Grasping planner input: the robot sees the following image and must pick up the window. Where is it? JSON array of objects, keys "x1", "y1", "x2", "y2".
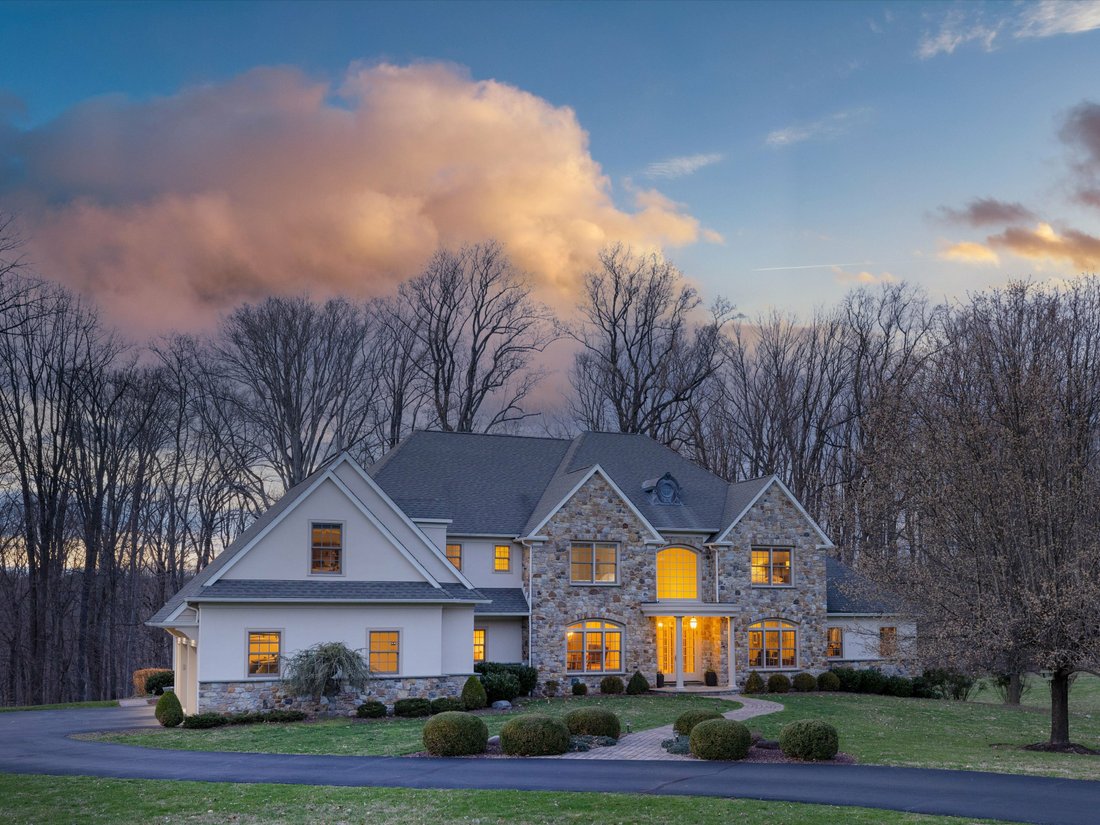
[
  {"x1": 656, "y1": 547, "x2": 698, "y2": 600},
  {"x1": 879, "y1": 626, "x2": 897, "y2": 657},
  {"x1": 247, "y1": 631, "x2": 280, "y2": 676},
  {"x1": 570, "y1": 541, "x2": 618, "y2": 584},
  {"x1": 311, "y1": 522, "x2": 343, "y2": 574},
  {"x1": 494, "y1": 544, "x2": 511, "y2": 572},
  {"x1": 446, "y1": 543, "x2": 462, "y2": 570},
  {"x1": 751, "y1": 547, "x2": 792, "y2": 585},
  {"x1": 369, "y1": 630, "x2": 400, "y2": 674},
  {"x1": 748, "y1": 619, "x2": 797, "y2": 669},
  {"x1": 565, "y1": 620, "x2": 622, "y2": 673},
  {"x1": 826, "y1": 627, "x2": 844, "y2": 658},
  {"x1": 473, "y1": 628, "x2": 486, "y2": 663}
]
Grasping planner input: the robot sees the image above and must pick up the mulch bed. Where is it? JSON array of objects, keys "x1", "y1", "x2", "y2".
[{"x1": 1021, "y1": 742, "x2": 1100, "y2": 756}]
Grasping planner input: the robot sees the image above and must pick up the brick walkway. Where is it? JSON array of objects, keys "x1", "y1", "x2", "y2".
[{"x1": 554, "y1": 694, "x2": 783, "y2": 760}]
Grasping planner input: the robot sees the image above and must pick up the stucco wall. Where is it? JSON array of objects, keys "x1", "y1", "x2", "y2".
[
  {"x1": 477, "y1": 617, "x2": 525, "y2": 663},
  {"x1": 827, "y1": 616, "x2": 916, "y2": 664},
  {"x1": 446, "y1": 536, "x2": 523, "y2": 588}
]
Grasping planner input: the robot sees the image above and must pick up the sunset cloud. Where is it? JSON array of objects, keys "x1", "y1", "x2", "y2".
[
  {"x1": 987, "y1": 222, "x2": 1100, "y2": 271},
  {"x1": 831, "y1": 266, "x2": 897, "y2": 285},
  {"x1": 642, "y1": 152, "x2": 723, "y2": 180},
  {"x1": 1060, "y1": 100, "x2": 1100, "y2": 210},
  {"x1": 0, "y1": 63, "x2": 713, "y2": 336},
  {"x1": 765, "y1": 107, "x2": 872, "y2": 148},
  {"x1": 939, "y1": 241, "x2": 1000, "y2": 265},
  {"x1": 937, "y1": 197, "x2": 1036, "y2": 227}
]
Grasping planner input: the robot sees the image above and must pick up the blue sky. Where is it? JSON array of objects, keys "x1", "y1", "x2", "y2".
[{"x1": 2, "y1": 0, "x2": 1100, "y2": 331}]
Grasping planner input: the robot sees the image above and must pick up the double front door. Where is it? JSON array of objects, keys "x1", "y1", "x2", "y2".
[{"x1": 657, "y1": 618, "x2": 700, "y2": 681}]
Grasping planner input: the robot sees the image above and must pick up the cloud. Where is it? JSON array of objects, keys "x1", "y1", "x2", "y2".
[
  {"x1": 1060, "y1": 100, "x2": 1100, "y2": 209},
  {"x1": 765, "y1": 107, "x2": 872, "y2": 148},
  {"x1": 918, "y1": 10, "x2": 1000, "y2": 59},
  {"x1": 987, "y1": 222, "x2": 1100, "y2": 271},
  {"x1": 831, "y1": 266, "x2": 897, "y2": 285},
  {"x1": 919, "y1": 1, "x2": 1100, "y2": 59},
  {"x1": 937, "y1": 197, "x2": 1037, "y2": 227},
  {"x1": 1016, "y1": 0, "x2": 1100, "y2": 39},
  {"x1": 0, "y1": 63, "x2": 714, "y2": 336},
  {"x1": 642, "y1": 152, "x2": 723, "y2": 180},
  {"x1": 939, "y1": 241, "x2": 1000, "y2": 265}
]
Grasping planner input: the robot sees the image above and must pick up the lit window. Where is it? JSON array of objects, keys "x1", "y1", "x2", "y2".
[
  {"x1": 446, "y1": 543, "x2": 462, "y2": 570},
  {"x1": 826, "y1": 627, "x2": 843, "y2": 658},
  {"x1": 570, "y1": 542, "x2": 618, "y2": 584},
  {"x1": 565, "y1": 620, "x2": 622, "y2": 673},
  {"x1": 494, "y1": 544, "x2": 511, "y2": 572},
  {"x1": 311, "y1": 522, "x2": 343, "y2": 574},
  {"x1": 369, "y1": 630, "x2": 400, "y2": 674},
  {"x1": 657, "y1": 547, "x2": 698, "y2": 599},
  {"x1": 473, "y1": 628, "x2": 485, "y2": 663},
  {"x1": 751, "y1": 547, "x2": 791, "y2": 585},
  {"x1": 247, "y1": 631, "x2": 280, "y2": 676},
  {"x1": 879, "y1": 626, "x2": 897, "y2": 657},
  {"x1": 748, "y1": 619, "x2": 797, "y2": 669}
]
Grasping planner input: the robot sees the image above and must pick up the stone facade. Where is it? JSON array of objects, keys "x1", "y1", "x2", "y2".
[{"x1": 197, "y1": 675, "x2": 468, "y2": 715}]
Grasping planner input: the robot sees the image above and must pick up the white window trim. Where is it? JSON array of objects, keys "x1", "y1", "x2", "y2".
[
  {"x1": 746, "y1": 619, "x2": 799, "y2": 671},
  {"x1": 367, "y1": 627, "x2": 402, "y2": 676},
  {"x1": 308, "y1": 520, "x2": 346, "y2": 577},
  {"x1": 493, "y1": 544, "x2": 512, "y2": 574},
  {"x1": 245, "y1": 628, "x2": 284, "y2": 680},
  {"x1": 565, "y1": 619, "x2": 625, "y2": 675},
  {"x1": 826, "y1": 626, "x2": 844, "y2": 659},
  {"x1": 750, "y1": 545, "x2": 794, "y2": 588},
  {"x1": 473, "y1": 627, "x2": 486, "y2": 663},
  {"x1": 569, "y1": 540, "x2": 620, "y2": 586},
  {"x1": 446, "y1": 542, "x2": 463, "y2": 571}
]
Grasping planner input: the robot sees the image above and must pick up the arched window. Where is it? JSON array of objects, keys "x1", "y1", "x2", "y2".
[
  {"x1": 657, "y1": 547, "x2": 698, "y2": 600},
  {"x1": 566, "y1": 620, "x2": 623, "y2": 673},
  {"x1": 748, "y1": 619, "x2": 797, "y2": 669}
]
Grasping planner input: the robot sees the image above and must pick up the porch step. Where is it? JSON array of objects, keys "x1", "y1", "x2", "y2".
[{"x1": 650, "y1": 686, "x2": 733, "y2": 696}]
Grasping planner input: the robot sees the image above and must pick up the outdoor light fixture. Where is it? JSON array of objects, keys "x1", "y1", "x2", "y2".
[{"x1": 689, "y1": 617, "x2": 698, "y2": 629}]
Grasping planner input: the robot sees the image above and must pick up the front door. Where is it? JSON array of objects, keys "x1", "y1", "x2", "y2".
[{"x1": 657, "y1": 619, "x2": 700, "y2": 681}]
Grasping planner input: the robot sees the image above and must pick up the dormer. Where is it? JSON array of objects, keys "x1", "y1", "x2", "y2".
[{"x1": 642, "y1": 472, "x2": 682, "y2": 506}]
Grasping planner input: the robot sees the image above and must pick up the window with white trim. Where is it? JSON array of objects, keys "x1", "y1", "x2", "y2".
[
  {"x1": 369, "y1": 630, "x2": 400, "y2": 674},
  {"x1": 493, "y1": 544, "x2": 511, "y2": 572},
  {"x1": 751, "y1": 547, "x2": 791, "y2": 585},
  {"x1": 310, "y1": 522, "x2": 343, "y2": 574},
  {"x1": 565, "y1": 620, "x2": 622, "y2": 673},
  {"x1": 446, "y1": 543, "x2": 462, "y2": 570},
  {"x1": 473, "y1": 628, "x2": 486, "y2": 663},
  {"x1": 748, "y1": 619, "x2": 797, "y2": 669},
  {"x1": 570, "y1": 541, "x2": 618, "y2": 584},
  {"x1": 826, "y1": 626, "x2": 843, "y2": 658},
  {"x1": 247, "y1": 631, "x2": 280, "y2": 676}
]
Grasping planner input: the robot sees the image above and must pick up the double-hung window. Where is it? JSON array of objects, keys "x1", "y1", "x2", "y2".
[
  {"x1": 473, "y1": 628, "x2": 486, "y2": 663},
  {"x1": 369, "y1": 630, "x2": 400, "y2": 674},
  {"x1": 494, "y1": 544, "x2": 511, "y2": 572},
  {"x1": 751, "y1": 547, "x2": 792, "y2": 585},
  {"x1": 247, "y1": 631, "x2": 280, "y2": 676},
  {"x1": 570, "y1": 542, "x2": 618, "y2": 584},
  {"x1": 879, "y1": 626, "x2": 897, "y2": 657},
  {"x1": 446, "y1": 543, "x2": 462, "y2": 570},
  {"x1": 311, "y1": 522, "x2": 343, "y2": 574},
  {"x1": 826, "y1": 627, "x2": 844, "y2": 658}
]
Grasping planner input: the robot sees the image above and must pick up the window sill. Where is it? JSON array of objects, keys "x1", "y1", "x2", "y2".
[
  {"x1": 569, "y1": 581, "x2": 620, "y2": 587},
  {"x1": 244, "y1": 676, "x2": 281, "y2": 681},
  {"x1": 750, "y1": 584, "x2": 795, "y2": 589},
  {"x1": 566, "y1": 671, "x2": 625, "y2": 676},
  {"x1": 746, "y1": 667, "x2": 800, "y2": 672}
]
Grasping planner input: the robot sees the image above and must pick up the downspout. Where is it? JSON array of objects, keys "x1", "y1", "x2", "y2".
[{"x1": 519, "y1": 538, "x2": 534, "y2": 667}]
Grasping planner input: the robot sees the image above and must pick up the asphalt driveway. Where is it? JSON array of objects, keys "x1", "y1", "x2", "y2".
[{"x1": 1, "y1": 704, "x2": 1098, "y2": 825}]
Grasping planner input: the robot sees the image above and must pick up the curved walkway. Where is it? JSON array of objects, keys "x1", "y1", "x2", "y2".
[{"x1": 2, "y1": 705, "x2": 1099, "y2": 825}]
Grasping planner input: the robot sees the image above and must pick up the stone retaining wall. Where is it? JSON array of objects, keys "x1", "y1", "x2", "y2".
[{"x1": 197, "y1": 675, "x2": 469, "y2": 715}]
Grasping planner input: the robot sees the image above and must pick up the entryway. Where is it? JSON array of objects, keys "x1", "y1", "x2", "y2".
[{"x1": 656, "y1": 617, "x2": 700, "y2": 682}]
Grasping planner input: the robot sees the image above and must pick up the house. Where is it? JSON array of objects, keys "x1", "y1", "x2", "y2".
[{"x1": 148, "y1": 431, "x2": 907, "y2": 714}]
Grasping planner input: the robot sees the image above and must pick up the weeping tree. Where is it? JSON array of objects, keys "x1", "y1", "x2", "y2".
[{"x1": 281, "y1": 642, "x2": 372, "y2": 699}]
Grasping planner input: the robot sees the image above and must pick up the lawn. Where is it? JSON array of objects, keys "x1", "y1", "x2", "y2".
[
  {"x1": 0, "y1": 699, "x2": 118, "y2": 713},
  {"x1": 92, "y1": 694, "x2": 739, "y2": 756},
  {"x1": 0, "y1": 773, "x2": 1019, "y2": 825}
]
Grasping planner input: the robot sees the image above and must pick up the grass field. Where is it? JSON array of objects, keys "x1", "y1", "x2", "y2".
[
  {"x1": 0, "y1": 699, "x2": 118, "y2": 713},
  {"x1": 0, "y1": 773, "x2": 1020, "y2": 825},
  {"x1": 93, "y1": 694, "x2": 739, "y2": 756}
]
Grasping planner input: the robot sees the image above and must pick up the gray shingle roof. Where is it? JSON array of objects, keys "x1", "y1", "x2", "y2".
[
  {"x1": 826, "y1": 558, "x2": 898, "y2": 614},
  {"x1": 187, "y1": 579, "x2": 487, "y2": 603},
  {"x1": 474, "y1": 588, "x2": 530, "y2": 615}
]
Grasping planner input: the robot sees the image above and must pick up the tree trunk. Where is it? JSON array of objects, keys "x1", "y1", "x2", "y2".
[
  {"x1": 1005, "y1": 672, "x2": 1024, "y2": 706},
  {"x1": 1049, "y1": 669, "x2": 1071, "y2": 747}
]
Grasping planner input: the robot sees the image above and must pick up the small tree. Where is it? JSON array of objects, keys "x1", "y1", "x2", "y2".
[{"x1": 281, "y1": 642, "x2": 372, "y2": 699}]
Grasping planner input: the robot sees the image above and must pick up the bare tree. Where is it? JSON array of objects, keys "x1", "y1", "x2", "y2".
[{"x1": 366, "y1": 296, "x2": 427, "y2": 453}]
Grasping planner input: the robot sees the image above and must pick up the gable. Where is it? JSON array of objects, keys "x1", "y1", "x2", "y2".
[
  {"x1": 533, "y1": 467, "x2": 664, "y2": 543},
  {"x1": 716, "y1": 477, "x2": 833, "y2": 547}
]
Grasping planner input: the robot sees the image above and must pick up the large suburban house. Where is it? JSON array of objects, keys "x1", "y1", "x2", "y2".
[{"x1": 149, "y1": 431, "x2": 905, "y2": 714}]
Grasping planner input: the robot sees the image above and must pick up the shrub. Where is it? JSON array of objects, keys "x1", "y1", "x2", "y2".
[
  {"x1": 831, "y1": 667, "x2": 860, "y2": 692},
  {"x1": 791, "y1": 672, "x2": 817, "y2": 692},
  {"x1": 461, "y1": 674, "x2": 488, "y2": 710},
  {"x1": 689, "y1": 718, "x2": 751, "y2": 760},
  {"x1": 910, "y1": 675, "x2": 935, "y2": 699},
  {"x1": 182, "y1": 712, "x2": 227, "y2": 729},
  {"x1": 883, "y1": 675, "x2": 913, "y2": 698},
  {"x1": 704, "y1": 669, "x2": 718, "y2": 687},
  {"x1": 922, "y1": 668, "x2": 977, "y2": 701},
  {"x1": 565, "y1": 707, "x2": 621, "y2": 739},
  {"x1": 499, "y1": 714, "x2": 570, "y2": 756},
  {"x1": 767, "y1": 673, "x2": 791, "y2": 694},
  {"x1": 481, "y1": 671, "x2": 521, "y2": 703},
  {"x1": 474, "y1": 662, "x2": 538, "y2": 696},
  {"x1": 626, "y1": 671, "x2": 650, "y2": 695},
  {"x1": 572, "y1": 681, "x2": 588, "y2": 696},
  {"x1": 422, "y1": 711, "x2": 488, "y2": 756},
  {"x1": 393, "y1": 698, "x2": 432, "y2": 717},
  {"x1": 282, "y1": 642, "x2": 371, "y2": 698},
  {"x1": 154, "y1": 691, "x2": 183, "y2": 727},
  {"x1": 133, "y1": 668, "x2": 173, "y2": 696},
  {"x1": 817, "y1": 671, "x2": 841, "y2": 692},
  {"x1": 857, "y1": 668, "x2": 887, "y2": 695},
  {"x1": 356, "y1": 701, "x2": 387, "y2": 718},
  {"x1": 779, "y1": 719, "x2": 839, "y2": 761},
  {"x1": 599, "y1": 675, "x2": 624, "y2": 694},
  {"x1": 673, "y1": 708, "x2": 723, "y2": 736},
  {"x1": 742, "y1": 671, "x2": 765, "y2": 694},
  {"x1": 543, "y1": 679, "x2": 560, "y2": 697},
  {"x1": 257, "y1": 709, "x2": 306, "y2": 723},
  {"x1": 430, "y1": 696, "x2": 465, "y2": 714}
]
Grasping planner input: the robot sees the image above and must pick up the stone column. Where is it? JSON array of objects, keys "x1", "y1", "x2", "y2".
[{"x1": 674, "y1": 615, "x2": 684, "y2": 689}]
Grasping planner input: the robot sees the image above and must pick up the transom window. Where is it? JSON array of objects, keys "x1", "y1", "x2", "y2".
[
  {"x1": 748, "y1": 619, "x2": 797, "y2": 669},
  {"x1": 657, "y1": 547, "x2": 698, "y2": 600},
  {"x1": 751, "y1": 547, "x2": 791, "y2": 585},
  {"x1": 566, "y1": 620, "x2": 622, "y2": 673},
  {"x1": 494, "y1": 544, "x2": 511, "y2": 572},
  {"x1": 247, "y1": 631, "x2": 280, "y2": 676},
  {"x1": 446, "y1": 543, "x2": 462, "y2": 570},
  {"x1": 311, "y1": 522, "x2": 343, "y2": 574},
  {"x1": 473, "y1": 628, "x2": 485, "y2": 663},
  {"x1": 369, "y1": 630, "x2": 400, "y2": 674},
  {"x1": 879, "y1": 626, "x2": 897, "y2": 657},
  {"x1": 570, "y1": 542, "x2": 618, "y2": 584},
  {"x1": 826, "y1": 626, "x2": 843, "y2": 658}
]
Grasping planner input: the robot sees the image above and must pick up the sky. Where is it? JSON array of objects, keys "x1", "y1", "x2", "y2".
[{"x1": 1, "y1": 0, "x2": 1100, "y2": 338}]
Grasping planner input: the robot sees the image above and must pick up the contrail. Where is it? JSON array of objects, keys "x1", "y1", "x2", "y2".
[{"x1": 751, "y1": 262, "x2": 876, "y2": 272}]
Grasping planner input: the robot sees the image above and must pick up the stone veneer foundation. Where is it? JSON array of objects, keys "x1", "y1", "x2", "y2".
[{"x1": 198, "y1": 675, "x2": 469, "y2": 715}]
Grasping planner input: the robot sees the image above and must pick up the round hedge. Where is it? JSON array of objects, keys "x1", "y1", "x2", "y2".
[
  {"x1": 393, "y1": 697, "x2": 432, "y2": 717},
  {"x1": 792, "y1": 672, "x2": 817, "y2": 692},
  {"x1": 742, "y1": 671, "x2": 765, "y2": 694},
  {"x1": 779, "y1": 719, "x2": 839, "y2": 761},
  {"x1": 673, "y1": 708, "x2": 724, "y2": 736},
  {"x1": 499, "y1": 714, "x2": 571, "y2": 756},
  {"x1": 430, "y1": 696, "x2": 465, "y2": 714},
  {"x1": 154, "y1": 691, "x2": 183, "y2": 728},
  {"x1": 356, "y1": 701, "x2": 387, "y2": 718},
  {"x1": 817, "y1": 671, "x2": 841, "y2": 692},
  {"x1": 572, "y1": 681, "x2": 588, "y2": 696},
  {"x1": 689, "y1": 718, "x2": 751, "y2": 760},
  {"x1": 481, "y1": 671, "x2": 521, "y2": 703},
  {"x1": 461, "y1": 674, "x2": 488, "y2": 710},
  {"x1": 565, "y1": 707, "x2": 621, "y2": 739},
  {"x1": 767, "y1": 673, "x2": 791, "y2": 694},
  {"x1": 422, "y1": 711, "x2": 489, "y2": 756},
  {"x1": 144, "y1": 670, "x2": 175, "y2": 696},
  {"x1": 599, "y1": 675, "x2": 625, "y2": 694},
  {"x1": 626, "y1": 671, "x2": 650, "y2": 695}
]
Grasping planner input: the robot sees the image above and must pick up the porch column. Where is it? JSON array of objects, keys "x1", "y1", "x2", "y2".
[
  {"x1": 727, "y1": 616, "x2": 737, "y2": 690},
  {"x1": 674, "y1": 615, "x2": 684, "y2": 689}
]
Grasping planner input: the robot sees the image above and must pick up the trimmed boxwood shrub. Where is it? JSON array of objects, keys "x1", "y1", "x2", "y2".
[
  {"x1": 817, "y1": 670, "x2": 841, "y2": 692},
  {"x1": 626, "y1": 671, "x2": 650, "y2": 695},
  {"x1": 883, "y1": 675, "x2": 914, "y2": 698},
  {"x1": 393, "y1": 698, "x2": 432, "y2": 717},
  {"x1": 356, "y1": 701, "x2": 387, "y2": 718},
  {"x1": 481, "y1": 671, "x2": 521, "y2": 703},
  {"x1": 430, "y1": 696, "x2": 465, "y2": 714},
  {"x1": 572, "y1": 681, "x2": 588, "y2": 696},
  {"x1": 779, "y1": 719, "x2": 839, "y2": 761},
  {"x1": 461, "y1": 674, "x2": 488, "y2": 710},
  {"x1": 673, "y1": 708, "x2": 723, "y2": 736},
  {"x1": 499, "y1": 714, "x2": 570, "y2": 756},
  {"x1": 792, "y1": 672, "x2": 817, "y2": 692},
  {"x1": 422, "y1": 711, "x2": 488, "y2": 756},
  {"x1": 742, "y1": 671, "x2": 765, "y2": 694},
  {"x1": 154, "y1": 691, "x2": 183, "y2": 727},
  {"x1": 544, "y1": 679, "x2": 560, "y2": 697},
  {"x1": 767, "y1": 673, "x2": 791, "y2": 694},
  {"x1": 599, "y1": 675, "x2": 625, "y2": 694},
  {"x1": 142, "y1": 669, "x2": 174, "y2": 696},
  {"x1": 832, "y1": 667, "x2": 860, "y2": 692},
  {"x1": 858, "y1": 668, "x2": 888, "y2": 695},
  {"x1": 565, "y1": 707, "x2": 621, "y2": 739},
  {"x1": 689, "y1": 718, "x2": 751, "y2": 760},
  {"x1": 474, "y1": 662, "x2": 538, "y2": 696},
  {"x1": 182, "y1": 712, "x2": 226, "y2": 729}
]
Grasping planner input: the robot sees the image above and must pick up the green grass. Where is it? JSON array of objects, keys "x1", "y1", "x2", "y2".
[
  {"x1": 752, "y1": 680, "x2": 1100, "y2": 781},
  {"x1": 0, "y1": 699, "x2": 118, "y2": 713},
  {"x1": 92, "y1": 694, "x2": 740, "y2": 756},
  {"x1": 0, "y1": 773, "x2": 1019, "y2": 825}
]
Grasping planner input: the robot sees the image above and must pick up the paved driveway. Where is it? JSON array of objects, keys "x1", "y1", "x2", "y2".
[{"x1": 2, "y1": 705, "x2": 1099, "y2": 825}]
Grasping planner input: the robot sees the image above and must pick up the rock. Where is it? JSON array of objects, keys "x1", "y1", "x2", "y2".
[
  {"x1": 487, "y1": 735, "x2": 501, "y2": 746},
  {"x1": 491, "y1": 700, "x2": 512, "y2": 710}
]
